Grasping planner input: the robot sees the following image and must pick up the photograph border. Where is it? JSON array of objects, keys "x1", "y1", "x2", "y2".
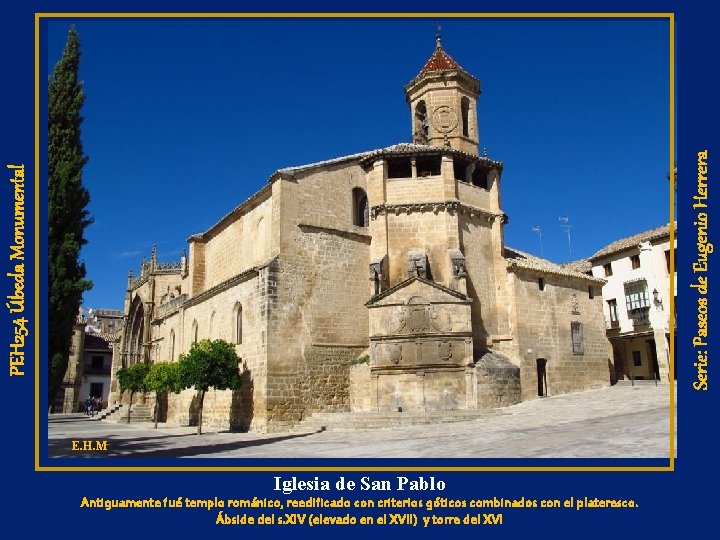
[{"x1": 35, "y1": 11, "x2": 676, "y2": 473}]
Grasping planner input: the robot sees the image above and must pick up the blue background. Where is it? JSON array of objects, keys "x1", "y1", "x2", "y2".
[{"x1": 0, "y1": 1, "x2": 715, "y2": 537}]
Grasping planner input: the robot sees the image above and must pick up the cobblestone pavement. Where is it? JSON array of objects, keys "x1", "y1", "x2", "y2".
[{"x1": 47, "y1": 382, "x2": 676, "y2": 459}]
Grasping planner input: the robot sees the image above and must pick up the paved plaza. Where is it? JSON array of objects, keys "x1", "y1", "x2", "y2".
[{"x1": 47, "y1": 382, "x2": 675, "y2": 459}]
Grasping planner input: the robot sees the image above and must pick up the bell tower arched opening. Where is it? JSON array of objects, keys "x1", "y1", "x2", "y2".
[
  {"x1": 404, "y1": 36, "x2": 481, "y2": 155},
  {"x1": 413, "y1": 101, "x2": 429, "y2": 144}
]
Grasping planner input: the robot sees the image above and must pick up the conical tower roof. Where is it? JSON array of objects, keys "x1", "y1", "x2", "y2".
[
  {"x1": 405, "y1": 35, "x2": 480, "y2": 96},
  {"x1": 417, "y1": 35, "x2": 471, "y2": 77}
]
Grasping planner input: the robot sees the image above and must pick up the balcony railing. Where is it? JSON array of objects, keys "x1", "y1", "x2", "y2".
[
  {"x1": 629, "y1": 307, "x2": 650, "y2": 327},
  {"x1": 605, "y1": 319, "x2": 620, "y2": 330}
]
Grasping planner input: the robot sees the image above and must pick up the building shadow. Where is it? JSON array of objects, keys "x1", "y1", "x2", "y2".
[
  {"x1": 188, "y1": 392, "x2": 199, "y2": 426},
  {"x1": 47, "y1": 428, "x2": 325, "y2": 458},
  {"x1": 230, "y1": 369, "x2": 254, "y2": 432}
]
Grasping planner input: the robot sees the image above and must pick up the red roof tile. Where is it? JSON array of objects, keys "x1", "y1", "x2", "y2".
[{"x1": 419, "y1": 37, "x2": 468, "y2": 77}]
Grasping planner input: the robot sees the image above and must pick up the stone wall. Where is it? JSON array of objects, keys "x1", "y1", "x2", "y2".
[
  {"x1": 510, "y1": 270, "x2": 611, "y2": 401},
  {"x1": 459, "y1": 213, "x2": 506, "y2": 348},
  {"x1": 349, "y1": 359, "x2": 372, "y2": 411},
  {"x1": 164, "y1": 382, "x2": 254, "y2": 432},
  {"x1": 456, "y1": 180, "x2": 492, "y2": 209},
  {"x1": 405, "y1": 81, "x2": 479, "y2": 155},
  {"x1": 386, "y1": 176, "x2": 446, "y2": 203},
  {"x1": 113, "y1": 253, "x2": 272, "y2": 431},
  {"x1": 189, "y1": 193, "x2": 273, "y2": 295},
  {"x1": 164, "y1": 266, "x2": 270, "y2": 431},
  {"x1": 264, "y1": 167, "x2": 371, "y2": 430},
  {"x1": 475, "y1": 350, "x2": 521, "y2": 409}
]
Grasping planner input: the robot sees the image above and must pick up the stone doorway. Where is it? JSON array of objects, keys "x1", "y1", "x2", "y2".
[{"x1": 536, "y1": 358, "x2": 548, "y2": 397}]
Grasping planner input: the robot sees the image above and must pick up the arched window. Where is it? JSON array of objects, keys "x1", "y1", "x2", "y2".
[
  {"x1": 235, "y1": 303, "x2": 243, "y2": 345},
  {"x1": 127, "y1": 298, "x2": 145, "y2": 364},
  {"x1": 191, "y1": 320, "x2": 198, "y2": 344},
  {"x1": 461, "y1": 97, "x2": 470, "y2": 137},
  {"x1": 414, "y1": 100, "x2": 428, "y2": 143},
  {"x1": 352, "y1": 188, "x2": 369, "y2": 227}
]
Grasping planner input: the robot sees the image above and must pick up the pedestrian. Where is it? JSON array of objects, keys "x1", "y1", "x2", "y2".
[
  {"x1": 93, "y1": 396, "x2": 101, "y2": 415},
  {"x1": 85, "y1": 396, "x2": 93, "y2": 416}
]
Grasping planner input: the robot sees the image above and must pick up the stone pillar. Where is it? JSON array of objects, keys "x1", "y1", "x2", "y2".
[
  {"x1": 653, "y1": 328, "x2": 670, "y2": 381},
  {"x1": 61, "y1": 321, "x2": 85, "y2": 412},
  {"x1": 371, "y1": 371, "x2": 379, "y2": 412},
  {"x1": 108, "y1": 337, "x2": 123, "y2": 406},
  {"x1": 369, "y1": 256, "x2": 386, "y2": 296},
  {"x1": 441, "y1": 155, "x2": 456, "y2": 199},
  {"x1": 368, "y1": 159, "x2": 388, "y2": 280},
  {"x1": 449, "y1": 249, "x2": 467, "y2": 294},
  {"x1": 465, "y1": 367, "x2": 477, "y2": 409},
  {"x1": 143, "y1": 301, "x2": 153, "y2": 362},
  {"x1": 488, "y1": 168, "x2": 501, "y2": 212}
]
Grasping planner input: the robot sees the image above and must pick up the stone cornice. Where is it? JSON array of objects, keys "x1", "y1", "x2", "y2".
[
  {"x1": 298, "y1": 223, "x2": 372, "y2": 243},
  {"x1": 369, "y1": 332, "x2": 473, "y2": 342},
  {"x1": 359, "y1": 145, "x2": 503, "y2": 170},
  {"x1": 370, "y1": 201, "x2": 507, "y2": 223},
  {"x1": 171, "y1": 261, "x2": 271, "y2": 315},
  {"x1": 366, "y1": 276, "x2": 471, "y2": 306},
  {"x1": 152, "y1": 294, "x2": 188, "y2": 322}
]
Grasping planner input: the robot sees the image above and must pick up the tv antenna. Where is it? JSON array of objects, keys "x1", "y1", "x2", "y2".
[
  {"x1": 531, "y1": 226, "x2": 544, "y2": 257},
  {"x1": 559, "y1": 216, "x2": 573, "y2": 258}
]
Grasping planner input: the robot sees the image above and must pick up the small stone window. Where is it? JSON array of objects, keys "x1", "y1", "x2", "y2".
[
  {"x1": 632, "y1": 351, "x2": 642, "y2": 367},
  {"x1": 416, "y1": 155, "x2": 441, "y2": 177},
  {"x1": 414, "y1": 101, "x2": 429, "y2": 144},
  {"x1": 461, "y1": 97, "x2": 470, "y2": 137},
  {"x1": 607, "y1": 299, "x2": 619, "y2": 328},
  {"x1": 387, "y1": 158, "x2": 412, "y2": 179},
  {"x1": 352, "y1": 187, "x2": 369, "y2": 227},
  {"x1": 571, "y1": 322, "x2": 584, "y2": 355},
  {"x1": 453, "y1": 158, "x2": 470, "y2": 181},
  {"x1": 471, "y1": 166, "x2": 489, "y2": 189},
  {"x1": 191, "y1": 320, "x2": 198, "y2": 344},
  {"x1": 235, "y1": 303, "x2": 243, "y2": 345},
  {"x1": 588, "y1": 286, "x2": 594, "y2": 299},
  {"x1": 538, "y1": 277, "x2": 545, "y2": 291},
  {"x1": 630, "y1": 255, "x2": 641, "y2": 269},
  {"x1": 603, "y1": 263, "x2": 613, "y2": 277}
]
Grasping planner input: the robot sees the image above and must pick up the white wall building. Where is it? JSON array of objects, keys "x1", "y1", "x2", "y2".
[{"x1": 587, "y1": 223, "x2": 675, "y2": 381}]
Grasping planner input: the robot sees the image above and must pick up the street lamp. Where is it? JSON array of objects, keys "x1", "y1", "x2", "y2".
[{"x1": 653, "y1": 288, "x2": 663, "y2": 307}]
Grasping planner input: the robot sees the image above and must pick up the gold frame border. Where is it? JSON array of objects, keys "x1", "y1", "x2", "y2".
[{"x1": 35, "y1": 12, "x2": 676, "y2": 473}]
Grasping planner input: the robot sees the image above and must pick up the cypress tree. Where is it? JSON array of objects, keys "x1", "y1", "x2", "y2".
[{"x1": 47, "y1": 27, "x2": 93, "y2": 409}]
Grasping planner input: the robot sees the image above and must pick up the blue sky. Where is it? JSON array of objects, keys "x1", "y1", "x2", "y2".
[{"x1": 46, "y1": 17, "x2": 671, "y2": 309}]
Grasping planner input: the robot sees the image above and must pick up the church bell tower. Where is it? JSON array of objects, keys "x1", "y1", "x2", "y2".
[{"x1": 404, "y1": 35, "x2": 481, "y2": 156}]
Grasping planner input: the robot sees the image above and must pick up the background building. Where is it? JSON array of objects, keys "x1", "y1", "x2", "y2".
[
  {"x1": 53, "y1": 308, "x2": 122, "y2": 412},
  {"x1": 587, "y1": 223, "x2": 675, "y2": 381}
]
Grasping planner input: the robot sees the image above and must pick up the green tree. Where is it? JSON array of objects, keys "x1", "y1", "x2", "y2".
[
  {"x1": 178, "y1": 339, "x2": 242, "y2": 435},
  {"x1": 145, "y1": 362, "x2": 181, "y2": 429},
  {"x1": 116, "y1": 363, "x2": 150, "y2": 423},
  {"x1": 48, "y1": 27, "x2": 93, "y2": 409}
]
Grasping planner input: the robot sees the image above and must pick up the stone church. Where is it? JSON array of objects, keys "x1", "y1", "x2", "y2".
[{"x1": 109, "y1": 36, "x2": 611, "y2": 432}]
